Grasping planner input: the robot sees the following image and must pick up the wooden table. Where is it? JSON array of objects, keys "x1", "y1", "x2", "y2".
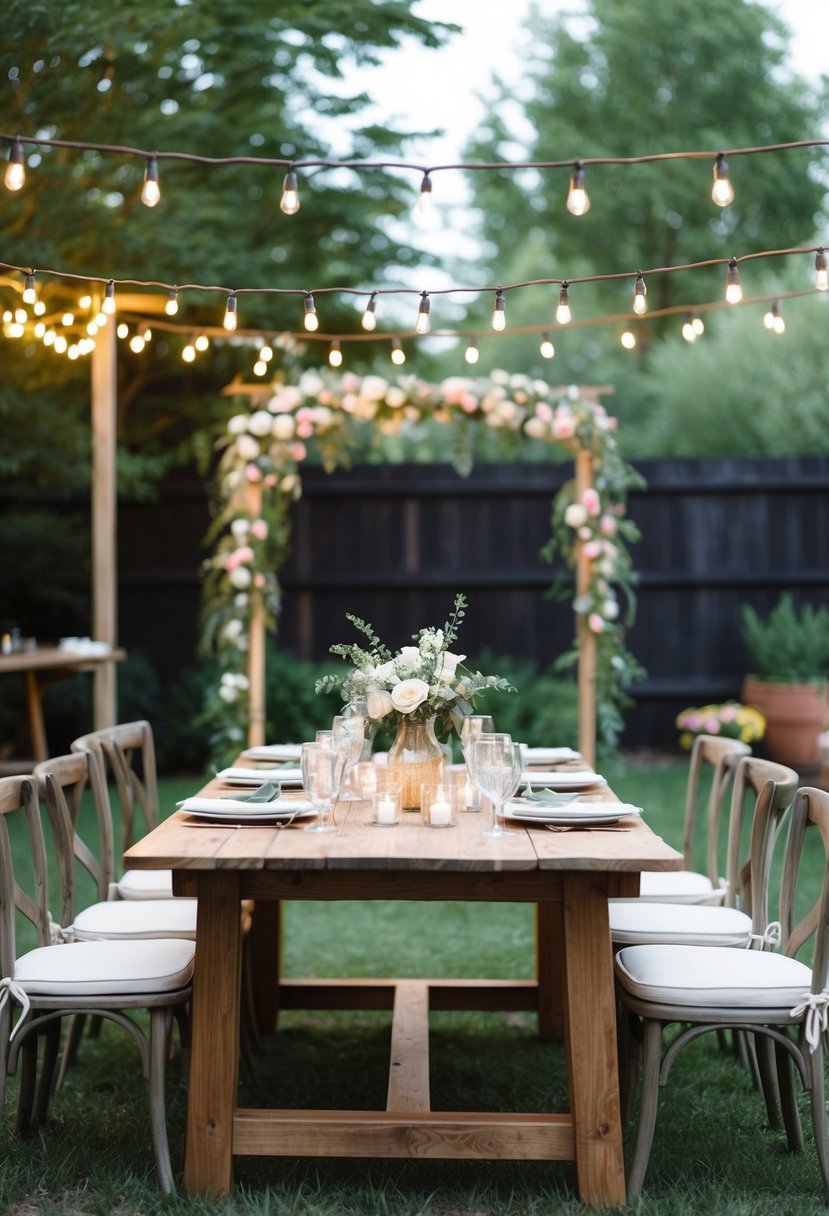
[
  {"x1": 0, "y1": 645, "x2": 126, "y2": 769},
  {"x1": 124, "y1": 775, "x2": 681, "y2": 1205}
]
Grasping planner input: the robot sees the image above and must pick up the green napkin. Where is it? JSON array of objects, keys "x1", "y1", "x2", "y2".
[
  {"x1": 237, "y1": 781, "x2": 282, "y2": 803},
  {"x1": 520, "y1": 789, "x2": 580, "y2": 806}
]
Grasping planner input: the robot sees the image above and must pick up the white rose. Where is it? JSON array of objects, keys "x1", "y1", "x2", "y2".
[
  {"x1": 390, "y1": 678, "x2": 430, "y2": 715},
  {"x1": 385, "y1": 387, "x2": 406, "y2": 408},
  {"x1": 361, "y1": 375, "x2": 389, "y2": 401},
  {"x1": 524, "y1": 417, "x2": 547, "y2": 440},
  {"x1": 366, "y1": 689, "x2": 394, "y2": 720},
  {"x1": 236, "y1": 434, "x2": 260, "y2": 460},
  {"x1": 230, "y1": 518, "x2": 250, "y2": 542},
  {"x1": 372, "y1": 659, "x2": 399, "y2": 685},
  {"x1": 490, "y1": 368, "x2": 510, "y2": 386},
  {"x1": 395, "y1": 646, "x2": 421, "y2": 677},
  {"x1": 272, "y1": 414, "x2": 295, "y2": 440},
  {"x1": 230, "y1": 567, "x2": 252, "y2": 589},
  {"x1": 227, "y1": 414, "x2": 249, "y2": 435},
  {"x1": 248, "y1": 409, "x2": 274, "y2": 437},
  {"x1": 298, "y1": 369, "x2": 324, "y2": 397},
  {"x1": 564, "y1": 503, "x2": 588, "y2": 528}
]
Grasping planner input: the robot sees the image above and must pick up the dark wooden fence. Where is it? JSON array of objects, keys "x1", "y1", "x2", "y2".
[{"x1": 5, "y1": 455, "x2": 829, "y2": 751}]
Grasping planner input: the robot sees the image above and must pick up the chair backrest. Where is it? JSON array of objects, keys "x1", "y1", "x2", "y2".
[
  {"x1": 71, "y1": 720, "x2": 159, "y2": 852},
  {"x1": 682, "y1": 734, "x2": 752, "y2": 880},
  {"x1": 779, "y1": 787, "x2": 829, "y2": 988},
  {"x1": 32, "y1": 749, "x2": 116, "y2": 925},
  {"x1": 724, "y1": 755, "x2": 799, "y2": 925},
  {"x1": 0, "y1": 775, "x2": 52, "y2": 976}
]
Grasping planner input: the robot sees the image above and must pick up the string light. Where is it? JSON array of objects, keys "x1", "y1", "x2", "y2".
[
  {"x1": 116, "y1": 322, "x2": 129, "y2": 339},
  {"x1": 763, "y1": 300, "x2": 785, "y2": 334},
  {"x1": 491, "y1": 288, "x2": 506, "y2": 331},
  {"x1": 61, "y1": 311, "x2": 74, "y2": 327},
  {"x1": 556, "y1": 283, "x2": 572, "y2": 325},
  {"x1": 4, "y1": 137, "x2": 24, "y2": 191},
  {"x1": 280, "y1": 168, "x2": 300, "y2": 215},
  {"x1": 681, "y1": 313, "x2": 703, "y2": 342},
  {"x1": 390, "y1": 337, "x2": 405, "y2": 365},
  {"x1": 416, "y1": 172, "x2": 433, "y2": 213},
  {"x1": 129, "y1": 332, "x2": 146, "y2": 353},
  {"x1": 725, "y1": 258, "x2": 742, "y2": 303},
  {"x1": 816, "y1": 249, "x2": 828, "y2": 291},
  {"x1": 632, "y1": 272, "x2": 647, "y2": 315},
  {"x1": 253, "y1": 357, "x2": 268, "y2": 376},
  {"x1": 182, "y1": 341, "x2": 196, "y2": 362},
  {"x1": 361, "y1": 292, "x2": 378, "y2": 331},
  {"x1": 165, "y1": 288, "x2": 179, "y2": 316},
  {"x1": 328, "y1": 339, "x2": 343, "y2": 367},
  {"x1": 711, "y1": 152, "x2": 734, "y2": 207},
  {"x1": 464, "y1": 338, "x2": 479, "y2": 365},
  {"x1": 539, "y1": 332, "x2": 555, "y2": 358},
  {"x1": 22, "y1": 271, "x2": 37, "y2": 305},
  {"x1": 566, "y1": 161, "x2": 590, "y2": 216},
  {"x1": 194, "y1": 333, "x2": 210, "y2": 352},
  {"x1": 258, "y1": 343, "x2": 273, "y2": 362},
  {"x1": 620, "y1": 329, "x2": 637, "y2": 349},
  {"x1": 303, "y1": 292, "x2": 319, "y2": 331},
  {"x1": 223, "y1": 292, "x2": 238, "y2": 331},
  {"x1": 415, "y1": 292, "x2": 431, "y2": 335},
  {"x1": 141, "y1": 154, "x2": 160, "y2": 207},
  {"x1": 102, "y1": 280, "x2": 117, "y2": 315}
]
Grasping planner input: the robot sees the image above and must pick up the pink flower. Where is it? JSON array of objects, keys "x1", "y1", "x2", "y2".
[
  {"x1": 588, "y1": 612, "x2": 605, "y2": 633},
  {"x1": 582, "y1": 488, "x2": 601, "y2": 516},
  {"x1": 296, "y1": 419, "x2": 314, "y2": 439},
  {"x1": 291, "y1": 442, "x2": 307, "y2": 462},
  {"x1": 253, "y1": 572, "x2": 266, "y2": 589},
  {"x1": 246, "y1": 463, "x2": 262, "y2": 482},
  {"x1": 704, "y1": 718, "x2": 721, "y2": 734},
  {"x1": 552, "y1": 414, "x2": 577, "y2": 439},
  {"x1": 583, "y1": 540, "x2": 602, "y2": 560},
  {"x1": 460, "y1": 393, "x2": 478, "y2": 413},
  {"x1": 318, "y1": 389, "x2": 333, "y2": 405},
  {"x1": 341, "y1": 393, "x2": 358, "y2": 413},
  {"x1": 250, "y1": 519, "x2": 268, "y2": 541},
  {"x1": 719, "y1": 706, "x2": 737, "y2": 723},
  {"x1": 535, "y1": 403, "x2": 553, "y2": 422},
  {"x1": 263, "y1": 474, "x2": 277, "y2": 488},
  {"x1": 599, "y1": 515, "x2": 617, "y2": 536}
]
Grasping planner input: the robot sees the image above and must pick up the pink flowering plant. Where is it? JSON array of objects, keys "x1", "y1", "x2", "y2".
[{"x1": 675, "y1": 702, "x2": 766, "y2": 750}]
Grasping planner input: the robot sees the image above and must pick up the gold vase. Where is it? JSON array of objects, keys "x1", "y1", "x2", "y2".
[{"x1": 387, "y1": 716, "x2": 444, "y2": 810}]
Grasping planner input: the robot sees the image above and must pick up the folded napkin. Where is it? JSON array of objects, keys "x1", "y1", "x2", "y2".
[
  {"x1": 521, "y1": 746, "x2": 582, "y2": 764},
  {"x1": 177, "y1": 795, "x2": 306, "y2": 815},
  {"x1": 235, "y1": 780, "x2": 281, "y2": 804},
  {"x1": 218, "y1": 766, "x2": 298, "y2": 782},
  {"x1": 241, "y1": 744, "x2": 302, "y2": 762},
  {"x1": 521, "y1": 769, "x2": 605, "y2": 786}
]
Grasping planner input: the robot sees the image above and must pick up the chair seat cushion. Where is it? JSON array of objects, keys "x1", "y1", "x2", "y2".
[
  {"x1": 637, "y1": 869, "x2": 723, "y2": 904},
  {"x1": 615, "y1": 943, "x2": 812, "y2": 1008},
  {"x1": 609, "y1": 902, "x2": 752, "y2": 947},
  {"x1": 14, "y1": 939, "x2": 194, "y2": 997},
  {"x1": 72, "y1": 898, "x2": 197, "y2": 941},
  {"x1": 117, "y1": 867, "x2": 174, "y2": 899}
]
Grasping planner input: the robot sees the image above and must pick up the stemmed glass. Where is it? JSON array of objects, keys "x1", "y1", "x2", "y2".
[
  {"x1": 332, "y1": 713, "x2": 366, "y2": 795},
  {"x1": 471, "y1": 734, "x2": 523, "y2": 838},
  {"x1": 300, "y1": 740, "x2": 337, "y2": 833},
  {"x1": 460, "y1": 714, "x2": 495, "y2": 775}
]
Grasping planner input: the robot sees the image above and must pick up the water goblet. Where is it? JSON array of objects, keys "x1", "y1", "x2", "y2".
[
  {"x1": 471, "y1": 734, "x2": 523, "y2": 838},
  {"x1": 460, "y1": 714, "x2": 495, "y2": 773},
  {"x1": 300, "y1": 740, "x2": 337, "y2": 833}
]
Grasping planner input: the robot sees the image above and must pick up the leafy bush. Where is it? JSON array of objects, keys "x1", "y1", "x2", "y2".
[{"x1": 741, "y1": 593, "x2": 829, "y2": 683}]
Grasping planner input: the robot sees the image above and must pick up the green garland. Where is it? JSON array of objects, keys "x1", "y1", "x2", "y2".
[{"x1": 200, "y1": 370, "x2": 644, "y2": 760}]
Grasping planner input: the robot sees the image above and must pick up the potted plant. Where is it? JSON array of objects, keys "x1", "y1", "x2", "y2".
[{"x1": 740, "y1": 593, "x2": 829, "y2": 769}]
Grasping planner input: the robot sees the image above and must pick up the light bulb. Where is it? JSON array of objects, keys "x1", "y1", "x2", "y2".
[
  {"x1": 539, "y1": 333, "x2": 555, "y2": 359},
  {"x1": 464, "y1": 338, "x2": 479, "y2": 365},
  {"x1": 14, "y1": 308, "x2": 26, "y2": 324},
  {"x1": 141, "y1": 154, "x2": 160, "y2": 207},
  {"x1": 86, "y1": 320, "x2": 99, "y2": 336},
  {"x1": 566, "y1": 161, "x2": 590, "y2": 216},
  {"x1": 390, "y1": 338, "x2": 405, "y2": 365},
  {"x1": 632, "y1": 272, "x2": 647, "y2": 315},
  {"x1": 692, "y1": 316, "x2": 705, "y2": 336},
  {"x1": 61, "y1": 312, "x2": 74, "y2": 327},
  {"x1": 303, "y1": 293, "x2": 318, "y2": 331},
  {"x1": 129, "y1": 333, "x2": 146, "y2": 353},
  {"x1": 620, "y1": 329, "x2": 637, "y2": 350},
  {"x1": 416, "y1": 172, "x2": 433, "y2": 213},
  {"x1": 764, "y1": 301, "x2": 785, "y2": 334},
  {"x1": 725, "y1": 258, "x2": 742, "y2": 304},
  {"x1": 195, "y1": 334, "x2": 209, "y2": 351},
  {"x1": 165, "y1": 289, "x2": 179, "y2": 316},
  {"x1": 681, "y1": 315, "x2": 697, "y2": 343},
  {"x1": 816, "y1": 249, "x2": 828, "y2": 292},
  {"x1": 415, "y1": 292, "x2": 431, "y2": 335},
  {"x1": 361, "y1": 294, "x2": 377, "y2": 331},
  {"x1": 142, "y1": 326, "x2": 152, "y2": 342},
  {"x1": 102, "y1": 280, "x2": 117, "y2": 315},
  {"x1": 328, "y1": 340, "x2": 343, "y2": 367},
  {"x1": 79, "y1": 294, "x2": 92, "y2": 309},
  {"x1": 43, "y1": 329, "x2": 55, "y2": 346},
  {"x1": 182, "y1": 343, "x2": 196, "y2": 363},
  {"x1": 67, "y1": 344, "x2": 80, "y2": 360},
  {"x1": 253, "y1": 360, "x2": 268, "y2": 376},
  {"x1": 259, "y1": 344, "x2": 273, "y2": 362},
  {"x1": 491, "y1": 289, "x2": 506, "y2": 331},
  {"x1": 53, "y1": 335, "x2": 68, "y2": 353},
  {"x1": 116, "y1": 322, "x2": 129, "y2": 339},
  {"x1": 280, "y1": 168, "x2": 300, "y2": 215},
  {"x1": 4, "y1": 137, "x2": 25, "y2": 191},
  {"x1": 223, "y1": 293, "x2": 238, "y2": 331},
  {"x1": 22, "y1": 271, "x2": 36, "y2": 305},
  {"x1": 556, "y1": 283, "x2": 571, "y2": 325},
  {"x1": 33, "y1": 300, "x2": 45, "y2": 316},
  {"x1": 34, "y1": 321, "x2": 45, "y2": 338},
  {"x1": 712, "y1": 152, "x2": 734, "y2": 207}
]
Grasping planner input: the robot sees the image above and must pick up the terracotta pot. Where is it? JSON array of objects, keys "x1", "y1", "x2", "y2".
[{"x1": 741, "y1": 677, "x2": 829, "y2": 770}]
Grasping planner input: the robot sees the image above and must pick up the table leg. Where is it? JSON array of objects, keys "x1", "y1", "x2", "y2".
[
  {"x1": 249, "y1": 898, "x2": 282, "y2": 1035},
  {"x1": 562, "y1": 872, "x2": 626, "y2": 1206},
  {"x1": 183, "y1": 871, "x2": 243, "y2": 1196},
  {"x1": 24, "y1": 671, "x2": 48, "y2": 764},
  {"x1": 535, "y1": 902, "x2": 564, "y2": 1039}
]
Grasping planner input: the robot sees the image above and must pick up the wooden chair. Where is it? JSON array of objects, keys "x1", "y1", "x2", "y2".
[
  {"x1": 71, "y1": 720, "x2": 173, "y2": 900},
  {"x1": 615, "y1": 785, "x2": 829, "y2": 1199},
  {"x1": 0, "y1": 775, "x2": 193, "y2": 1193},
  {"x1": 636, "y1": 733, "x2": 751, "y2": 904}
]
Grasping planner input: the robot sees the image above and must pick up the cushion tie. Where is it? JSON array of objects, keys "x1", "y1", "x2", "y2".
[
  {"x1": 747, "y1": 920, "x2": 781, "y2": 950},
  {"x1": 0, "y1": 977, "x2": 32, "y2": 1044},
  {"x1": 48, "y1": 916, "x2": 74, "y2": 944},
  {"x1": 790, "y1": 991, "x2": 829, "y2": 1053}
]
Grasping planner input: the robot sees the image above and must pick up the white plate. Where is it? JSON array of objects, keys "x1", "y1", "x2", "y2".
[
  {"x1": 520, "y1": 770, "x2": 606, "y2": 790},
  {"x1": 240, "y1": 744, "x2": 303, "y2": 762},
  {"x1": 521, "y1": 747, "x2": 582, "y2": 764},
  {"x1": 506, "y1": 804, "x2": 641, "y2": 827},
  {"x1": 178, "y1": 800, "x2": 315, "y2": 824},
  {"x1": 217, "y1": 766, "x2": 303, "y2": 786}
]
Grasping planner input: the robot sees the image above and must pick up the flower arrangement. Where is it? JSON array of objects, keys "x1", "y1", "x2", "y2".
[
  {"x1": 675, "y1": 702, "x2": 766, "y2": 750},
  {"x1": 314, "y1": 592, "x2": 514, "y2": 736}
]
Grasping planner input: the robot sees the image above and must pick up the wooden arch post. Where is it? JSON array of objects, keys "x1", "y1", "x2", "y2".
[{"x1": 574, "y1": 446, "x2": 597, "y2": 770}]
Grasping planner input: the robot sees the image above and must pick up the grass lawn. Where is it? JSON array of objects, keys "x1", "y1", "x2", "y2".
[{"x1": 1, "y1": 752, "x2": 827, "y2": 1215}]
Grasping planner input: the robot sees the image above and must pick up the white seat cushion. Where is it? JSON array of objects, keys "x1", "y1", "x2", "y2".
[
  {"x1": 610, "y1": 902, "x2": 752, "y2": 947},
  {"x1": 72, "y1": 898, "x2": 197, "y2": 941},
  {"x1": 116, "y1": 867, "x2": 174, "y2": 899},
  {"x1": 615, "y1": 943, "x2": 813, "y2": 1008},
  {"x1": 637, "y1": 869, "x2": 723, "y2": 904},
  {"x1": 13, "y1": 939, "x2": 194, "y2": 997}
]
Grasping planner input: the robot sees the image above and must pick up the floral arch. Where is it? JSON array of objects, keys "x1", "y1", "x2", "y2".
[{"x1": 201, "y1": 369, "x2": 643, "y2": 766}]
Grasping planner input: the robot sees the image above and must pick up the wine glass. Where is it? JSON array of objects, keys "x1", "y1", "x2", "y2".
[
  {"x1": 471, "y1": 734, "x2": 523, "y2": 838},
  {"x1": 300, "y1": 740, "x2": 337, "y2": 833},
  {"x1": 332, "y1": 713, "x2": 366, "y2": 798},
  {"x1": 460, "y1": 714, "x2": 495, "y2": 774}
]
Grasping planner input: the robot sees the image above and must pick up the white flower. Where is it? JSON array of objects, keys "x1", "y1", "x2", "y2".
[
  {"x1": 395, "y1": 646, "x2": 422, "y2": 677},
  {"x1": 230, "y1": 518, "x2": 250, "y2": 542},
  {"x1": 298, "y1": 369, "x2": 324, "y2": 397},
  {"x1": 366, "y1": 688, "x2": 394, "y2": 720},
  {"x1": 236, "y1": 434, "x2": 260, "y2": 461},
  {"x1": 248, "y1": 410, "x2": 274, "y2": 437},
  {"x1": 310, "y1": 406, "x2": 333, "y2": 426},
  {"x1": 234, "y1": 593, "x2": 249, "y2": 609},
  {"x1": 436, "y1": 650, "x2": 465, "y2": 680},
  {"x1": 223, "y1": 619, "x2": 245, "y2": 641},
  {"x1": 390, "y1": 678, "x2": 430, "y2": 714},
  {"x1": 230, "y1": 567, "x2": 252, "y2": 589},
  {"x1": 372, "y1": 659, "x2": 399, "y2": 685},
  {"x1": 565, "y1": 503, "x2": 588, "y2": 528},
  {"x1": 269, "y1": 386, "x2": 302, "y2": 412},
  {"x1": 361, "y1": 375, "x2": 389, "y2": 401},
  {"x1": 386, "y1": 387, "x2": 406, "y2": 408},
  {"x1": 524, "y1": 417, "x2": 548, "y2": 439},
  {"x1": 490, "y1": 368, "x2": 510, "y2": 386},
  {"x1": 272, "y1": 414, "x2": 295, "y2": 440},
  {"x1": 227, "y1": 413, "x2": 250, "y2": 435}
]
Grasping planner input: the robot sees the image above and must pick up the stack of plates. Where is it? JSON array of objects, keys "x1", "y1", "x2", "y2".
[
  {"x1": 520, "y1": 746, "x2": 582, "y2": 765},
  {"x1": 240, "y1": 743, "x2": 303, "y2": 762},
  {"x1": 177, "y1": 795, "x2": 314, "y2": 824},
  {"x1": 217, "y1": 766, "x2": 303, "y2": 787},
  {"x1": 520, "y1": 770, "x2": 606, "y2": 791},
  {"x1": 506, "y1": 800, "x2": 642, "y2": 827}
]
